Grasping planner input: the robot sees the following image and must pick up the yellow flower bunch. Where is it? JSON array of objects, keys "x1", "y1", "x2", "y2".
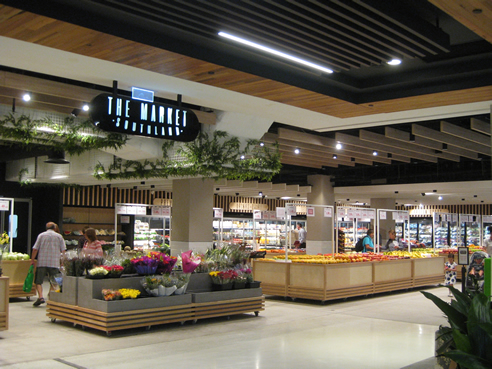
[
  {"x1": 119, "y1": 288, "x2": 141, "y2": 299},
  {"x1": 0, "y1": 232, "x2": 9, "y2": 245},
  {"x1": 209, "y1": 271, "x2": 220, "y2": 277}
]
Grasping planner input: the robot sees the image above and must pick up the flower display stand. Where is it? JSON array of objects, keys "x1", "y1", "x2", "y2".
[
  {"x1": 1, "y1": 260, "x2": 36, "y2": 299},
  {"x1": 46, "y1": 273, "x2": 264, "y2": 336},
  {"x1": 0, "y1": 276, "x2": 8, "y2": 331},
  {"x1": 253, "y1": 256, "x2": 445, "y2": 302}
]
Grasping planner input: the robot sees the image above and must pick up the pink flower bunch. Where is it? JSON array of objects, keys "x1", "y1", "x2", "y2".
[{"x1": 181, "y1": 250, "x2": 201, "y2": 274}]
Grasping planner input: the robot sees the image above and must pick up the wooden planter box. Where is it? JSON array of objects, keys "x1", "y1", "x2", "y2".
[
  {"x1": 253, "y1": 257, "x2": 445, "y2": 302},
  {"x1": 0, "y1": 276, "x2": 8, "y2": 331},
  {"x1": 1, "y1": 260, "x2": 36, "y2": 299},
  {"x1": 49, "y1": 276, "x2": 79, "y2": 306},
  {"x1": 46, "y1": 274, "x2": 265, "y2": 335}
]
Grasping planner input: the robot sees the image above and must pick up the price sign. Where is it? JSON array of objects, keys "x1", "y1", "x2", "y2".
[
  {"x1": 306, "y1": 206, "x2": 315, "y2": 217},
  {"x1": 116, "y1": 205, "x2": 128, "y2": 214},
  {"x1": 286, "y1": 204, "x2": 297, "y2": 216},
  {"x1": 324, "y1": 207, "x2": 332, "y2": 218},
  {"x1": 162, "y1": 207, "x2": 171, "y2": 217},
  {"x1": 380, "y1": 211, "x2": 387, "y2": 220},
  {"x1": 214, "y1": 208, "x2": 223, "y2": 218},
  {"x1": 276, "y1": 207, "x2": 286, "y2": 219},
  {"x1": 0, "y1": 200, "x2": 9, "y2": 211}
]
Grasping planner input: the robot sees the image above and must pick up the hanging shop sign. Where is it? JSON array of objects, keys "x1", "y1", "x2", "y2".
[
  {"x1": 229, "y1": 202, "x2": 268, "y2": 211},
  {"x1": 90, "y1": 93, "x2": 200, "y2": 141}
]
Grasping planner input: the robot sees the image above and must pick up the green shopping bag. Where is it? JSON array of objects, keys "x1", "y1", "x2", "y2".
[{"x1": 23, "y1": 265, "x2": 34, "y2": 293}]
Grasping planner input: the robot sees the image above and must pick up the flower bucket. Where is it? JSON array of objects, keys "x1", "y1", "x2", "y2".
[
  {"x1": 212, "y1": 282, "x2": 233, "y2": 291},
  {"x1": 165, "y1": 285, "x2": 177, "y2": 296},
  {"x1": 246, "y1": 281, "x2": 261, "y2": 289},
  {"x1": 174, "y1": 283, "x2": 188, "y2": 295},
  {"x1": 150, "y1": 288, "x2": 159, "y2": 297},
  {"x1": 158, "y1": 285, "x2": 166, "y2": 296},
  {"x1": 135, "y1": 265, "x2": 158, "y2": 275},
  {"x1": 233, "y1": 281, "x2": 246, "y2": 289}
]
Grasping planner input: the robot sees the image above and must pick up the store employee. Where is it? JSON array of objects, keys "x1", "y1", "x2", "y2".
[{"x1": 296, "y1": 223, "x2": 307, "y2": 249}]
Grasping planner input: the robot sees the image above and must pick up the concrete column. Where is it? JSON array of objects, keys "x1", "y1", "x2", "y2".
[
  {"x1": 370, "y1": 198, "x2": 396, "y2": 248},
  {"x1": 306, "y1": 175, "x2": 335, "y2": 255},
  {"x1": 171, "y1": 178, "x2": 214, "y2": 255}
]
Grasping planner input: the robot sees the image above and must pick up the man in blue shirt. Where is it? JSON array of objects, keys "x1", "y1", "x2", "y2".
[{"x1": 363, "y1": 229, "x2": 374, "y2": 252}]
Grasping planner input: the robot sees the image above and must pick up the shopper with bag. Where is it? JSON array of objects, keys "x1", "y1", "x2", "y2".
[{"x1": 30, "y1": 222, "x2": 66, "y2": 306}]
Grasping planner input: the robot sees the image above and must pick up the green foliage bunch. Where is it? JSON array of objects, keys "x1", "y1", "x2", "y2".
[
  {"x1": 421, "y1": 286, "x2": 492, "y2": 369},
  {"x1": 94, "y1": 130, "x2": 281, "y2": 182},
  {"x1": 0, "y1": 114, "x2": 127, "y2": 155}
]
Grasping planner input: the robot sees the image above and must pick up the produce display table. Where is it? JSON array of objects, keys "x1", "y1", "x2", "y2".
[
  {"x1": 1, "y1": 260, "x2": 36, "y2": 299},
  {"x1": 46, "y1": 275, "x2": 264, "y2": 335},
  {"x1": 253, "y1": 257, "x2": 444, "y2": 302},
  {"x1": 0, "y1": 276, "x2": 8, "y2": 331}
]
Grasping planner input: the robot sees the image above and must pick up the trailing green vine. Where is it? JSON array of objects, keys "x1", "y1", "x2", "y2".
[
  {"x1": 94, "y1": 130, "x2": 282, "y2": 181},
  {"x1": 0, "y1": 114, "x2": 128, "y2": 155}
]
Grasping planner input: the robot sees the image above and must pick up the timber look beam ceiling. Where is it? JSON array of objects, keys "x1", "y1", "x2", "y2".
[{"x1": 267, "y1": 117, "x2": 491, "y2": 169}]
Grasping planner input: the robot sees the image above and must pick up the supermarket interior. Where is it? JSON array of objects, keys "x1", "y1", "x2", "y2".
[{"x1": 0, "y1": 1, "x2": 492, "y2": 368}]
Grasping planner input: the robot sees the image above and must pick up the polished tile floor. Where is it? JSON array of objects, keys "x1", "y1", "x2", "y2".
[{"x1": 0, "y1": 281, "x2": 454, "y2": 369}]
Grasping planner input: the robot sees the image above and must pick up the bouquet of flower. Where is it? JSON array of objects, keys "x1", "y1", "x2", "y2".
[
  {"x1": 142, "y1": 275, "x2": 160, "y2": 290},
  {"x1": 238, "y1": 267, "x2": 254, "y2": 283},
  {"x1": 209, "y1": 269, "x2": 238, "y2": 285},
  {"x1": 88, "y1": 266, "x2": 108, "y2": 278},
  {"x1": 102, "y1": 265, "x2": 124, "y2": 278},
  {"x1": 131, "y1": 256, "x2": 159, "y2": 275},
  {"x1": 179, "y1": 250, "x2": 202, "y2": 283},
  {"x1": 102, "y1": 289, "x2": 122, "y2": 301},
  {"x1": 149, "y1": 252, "x2": 178, "y2": 275},
  {"x1": 81, "y1": 255, "x2": 105, "y2": 274},
  {"x1": 119, "y1": 288, "x2": 140, "y2": 299},
  {"x1": 234, "y1": 268, "x2": 251, "y2": 284}
]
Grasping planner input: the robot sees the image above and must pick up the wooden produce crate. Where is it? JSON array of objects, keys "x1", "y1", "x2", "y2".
[
  {"x1": 252, "y1": 260, "x2": 289, "y2": 296},
  {"x1": 412, "y1": 257, "x2": 446, "y2": 288},
  {"x1": 1, "y1": 260, "x2": 36, "y2": 299},
  {"x1": 0, "y1": 276, "x2": 8, "y2": 330}
]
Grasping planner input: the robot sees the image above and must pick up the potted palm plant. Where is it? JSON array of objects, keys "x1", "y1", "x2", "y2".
[{"x1": 421, "y1": 283, "x2": 492, "y2": 369}]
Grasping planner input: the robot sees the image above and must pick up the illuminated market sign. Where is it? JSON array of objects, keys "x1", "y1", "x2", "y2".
[{"x1": 90, "y1": 93, "x2": 200, "y2": 142}]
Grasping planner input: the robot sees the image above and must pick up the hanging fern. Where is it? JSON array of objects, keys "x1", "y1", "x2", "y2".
[
  {"x1": 94, "y1": 130, "x2": 282, "y2": 181},
  {"x1": 0, "y1": 113, "x2": 128, "y2": 155}
]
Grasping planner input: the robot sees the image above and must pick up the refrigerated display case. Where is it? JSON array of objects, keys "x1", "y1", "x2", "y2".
[
  {"x1": 213, "y1": 218, "x2": 254, "y2": 248},
  {"x1": 433, "y1": 213, "x2": 452, "y2": 248},
  {"x1": 133, "y1": 216, "x2": 170, "y2": 252},
  {"x1": 116, "y1": 203, "x2": 170, "y2": 252},
  {"x1": 459, "y1": 214, "x2": 481, "y2": 246},
  {"x1": 409, "y1": 218, "x2": 432, "y2": 246},
  {"x1": 254, "y1": 219, "x2": 287, "y2": 249},
  {"x1": 483, "y1": 215, "x2": 492, "y2": 246},
  {"x1": 336, "y1": 207, "x2": 375, "y2": 252}
]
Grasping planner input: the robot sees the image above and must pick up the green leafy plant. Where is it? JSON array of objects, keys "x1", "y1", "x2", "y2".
[
  {"x1": 421, "y1": 286, "x2": 492, "y2": 369},
  {"x1": 0, "y1": 114, "x2": 127, "y2": 155},
  {"x1": 93, "y1": 130, "x2": 281, "y2": 181}
]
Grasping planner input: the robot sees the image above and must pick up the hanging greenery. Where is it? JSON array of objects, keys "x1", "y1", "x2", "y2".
[
  {"x1": 94, "y1": 130, "x2": 282, "y2": 181},
  {"x1": 0, "y1": 114, "x2": 128, "y2": 155}
]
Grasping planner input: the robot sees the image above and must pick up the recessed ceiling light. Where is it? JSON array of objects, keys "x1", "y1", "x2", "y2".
[
  {"x1": 372, "y1": 150, "x2": 378, "y2": 156},
  {"x1": 438, "y1": 196, "x2": 443, "y2": 200},
  {"x1": 258, "y1": 191, "x2": 263, "y2": 197},
  {"x1": 240, "y1": 155, "x2": 245, "y2": 160},
  {"x1": 82, "y1": 103, "x2": 90, "y2": 111},
  {"x1": 387, "y1": 59, "x2": 401, "y2": 66},
  {"x1": 22, "y1": 92, "x2": 31, "y2": 102},
  {"x1": 332, "y1": 154, "x2": 337, "y2": 159},
  {"x1": 259, "y1": 142, "x2": 264, "y2": 147},
  {"x1": 218, "y1": 31, "x2": 334, "y2": 74},
  {"x1": 335, "y1": 142, "x2": 342, "y2": 150},
  {"x1": 294, "y1": 148, "x2": 300, "y2": 154}
]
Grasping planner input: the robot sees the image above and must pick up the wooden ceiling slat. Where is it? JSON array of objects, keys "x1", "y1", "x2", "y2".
[
  {"x1": 440, "y1": 121, "x2": 490, "y2": 147},
  {"x1": 470, "y1": 117, "x2": 491, "y2": 136},
  {"x1": 412, "y1": 124, "x2": 490, "y2": 156},
  {"x1": 411, "y1": 135, "x2": 478, "y2": 160}
]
